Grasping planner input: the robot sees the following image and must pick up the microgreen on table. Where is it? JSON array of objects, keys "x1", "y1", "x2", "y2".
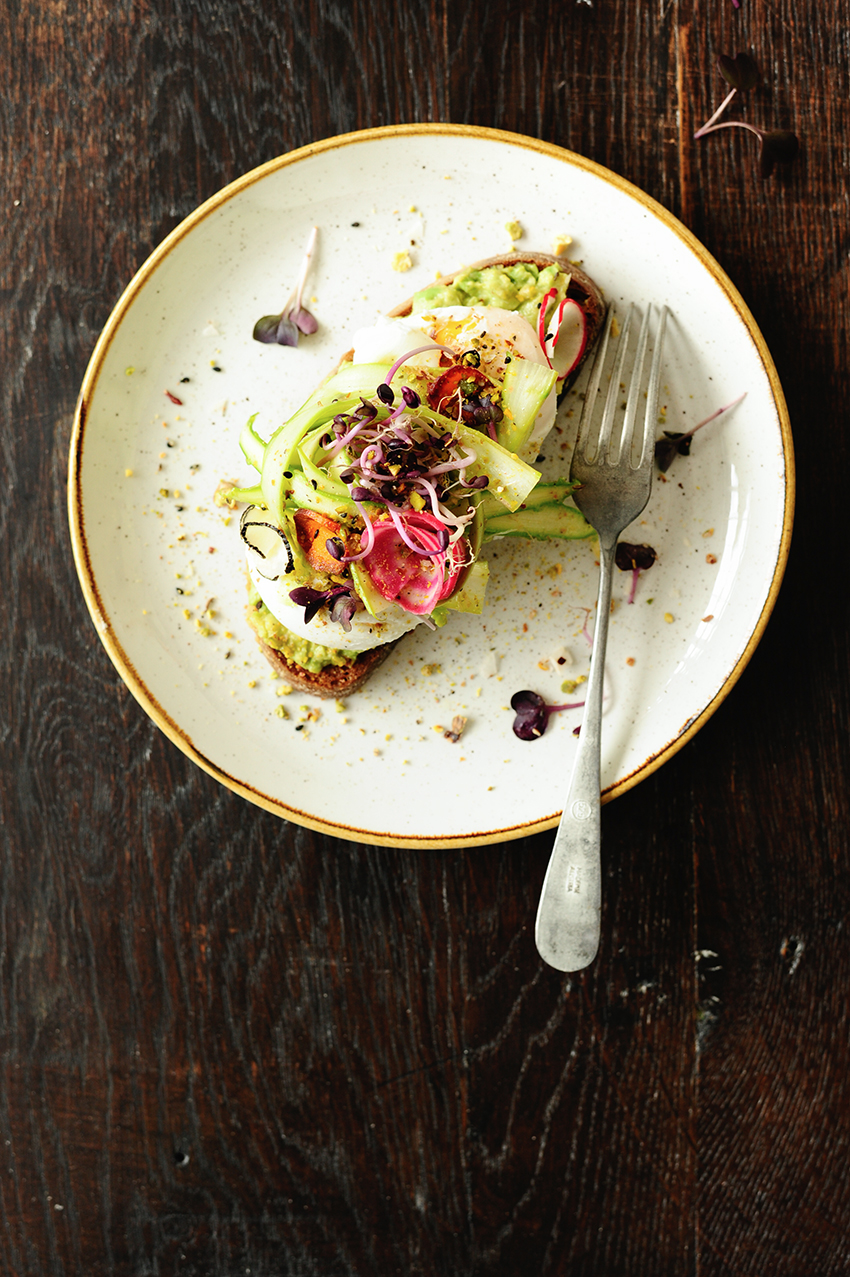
[{"x1": 695, "y1": 53, "x2": 799, "y2": 177}]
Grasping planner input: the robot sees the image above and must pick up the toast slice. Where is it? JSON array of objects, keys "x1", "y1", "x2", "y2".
[
  {"x1": 242, "y1": 250, "x2": 604, "y2": 697},
  {"x1": 251, "y1": 628, "x2": 398, "y2": 698},
  {"x1": 387, "y1": 249, "x2": 606, "y2": 391}
]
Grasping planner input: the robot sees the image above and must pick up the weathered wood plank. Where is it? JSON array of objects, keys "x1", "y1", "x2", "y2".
[{"x1": 1, "y1": 0, "x2": 848, "y2": 1271}]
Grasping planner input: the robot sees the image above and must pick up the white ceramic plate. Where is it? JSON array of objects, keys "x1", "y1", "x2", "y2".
[{"x1": 69, "y1": 125, "x2": 793, "y2": 847}]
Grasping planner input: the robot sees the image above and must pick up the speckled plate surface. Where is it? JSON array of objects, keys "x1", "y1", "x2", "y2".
[{"x1": 69, "y1": 125, "x2": 793, "y2": 847}]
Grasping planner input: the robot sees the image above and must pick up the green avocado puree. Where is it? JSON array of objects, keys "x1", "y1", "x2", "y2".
[
  {"x1": 247, "y1": 588, "x2": 360, "y2": 672},
  {"x1": 411, "y1": 262, "x2": 569, "y2": 327}
]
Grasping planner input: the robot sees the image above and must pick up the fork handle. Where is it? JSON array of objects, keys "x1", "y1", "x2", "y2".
[{"x1": 535, "y1": 536, "x2": 616, "y2": 972}]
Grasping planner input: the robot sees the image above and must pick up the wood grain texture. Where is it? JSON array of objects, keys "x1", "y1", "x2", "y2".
[{"x1": 2, "y1": 0, "x2": 849, "y2": 1272}]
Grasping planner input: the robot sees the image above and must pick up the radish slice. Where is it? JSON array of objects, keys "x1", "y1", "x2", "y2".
[
  {"x1": 537, "y1": 288, "x2": 558, "y2": 353},
  {"x1": 549, "y1": 298, "x2": 587, "y2": 382}
]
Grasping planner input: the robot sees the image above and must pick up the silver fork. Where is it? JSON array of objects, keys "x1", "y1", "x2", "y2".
[{"x1": 535, "y1": 303, "x2": 668, "y2": 973}]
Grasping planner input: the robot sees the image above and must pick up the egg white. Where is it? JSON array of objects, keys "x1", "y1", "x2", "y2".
[{"x1": 245, "y1": 528, "x2": 421, "y2": 653}]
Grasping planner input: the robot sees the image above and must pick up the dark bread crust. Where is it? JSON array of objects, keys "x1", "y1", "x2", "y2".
[{"x1": 253, "y1": 631, "x2": 398, "y2": 698}]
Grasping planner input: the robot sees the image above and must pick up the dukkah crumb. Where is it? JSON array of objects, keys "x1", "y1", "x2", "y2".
[
  {"x1": 444, "y1": 715, "x2": 467, "y2": 743},
  {"x1": 214, "y1": 479, "x2": 239, "y2": 508},
  {"x1": 561, "y1": 675, "x2": 587, "y2": 695}
]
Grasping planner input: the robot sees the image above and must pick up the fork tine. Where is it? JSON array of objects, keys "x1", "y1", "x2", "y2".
[
  {"x1": 574, "y1": 304, "x2": 615, "y2": 461},
  {"x1": 597, "y1": 304, "x2": 634, "y2": 463},
  {"x1": 619, "y1": 304, "x2": 654, "y2": 466},
  {"x1": 638, "y1": 305, "x2": 669, "y2": 469}
]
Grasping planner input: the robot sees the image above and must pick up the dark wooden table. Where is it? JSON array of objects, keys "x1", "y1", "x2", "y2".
[{"x1": 3, "y1": 1, "x2": 849, "y2": 1272}]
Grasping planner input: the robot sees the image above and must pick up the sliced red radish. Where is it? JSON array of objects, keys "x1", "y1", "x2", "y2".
[
  {"x1": 537, "y1": 288, "x2": 558, "y2": 353},
  {"x1": 548, "y1": 298, "x2": 587, "y2": 382}
]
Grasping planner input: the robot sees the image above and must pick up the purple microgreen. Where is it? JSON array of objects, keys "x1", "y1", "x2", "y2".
[
  {"x1": 694, "y1": 54, "x2": 798, "y2": 178},
  {"x1": 354, "y1": 398, "x2": 378, "y2": 422},
  {"x1": 252, "y1": 226, "x2": 319, "y2": 348},
  {"x1": 510, "y1": 690, "x2": 585, "y2": 741},
  {"x1": 329, "y1": 591, "x2": 360, "y2": 632},
  {"x1": 253, "y1": 312, "x2": 300, "y2": 347},
  {"x1": 325, "y1": 536, "x2": 346, "y2": 561},
  {"x1": 718, "y1": 52, "x2": 759, "y2": 91},
  {"x1": 615, "y1": 542, "x2": 658, "y2": 604},
  {"x1": 288, "y1": 585, "x2": 329, "y2": 625},
  {"x1": 655, "y1": 392, "x2": 746, "y2": 473},
  {"x1": 291, "y1": 306, "x2": 318, "y2": 335},
  {"x1": 376, "y1": 382, "x2": 394, "y2": 405},
  {"x1": 402, "y1": 386, "x2": 420, "y2": 409},
  {"x1": 288, "y1": 583, "x2": 359, "y2": 630}
]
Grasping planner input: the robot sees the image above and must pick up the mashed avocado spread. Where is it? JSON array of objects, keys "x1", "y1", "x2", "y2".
[
  {"x1": 247, "y1": 588, "x2": 360, "y2": 672},
  {"x1": 411, "y1": 262, "x2": 569, "y2": 328}
]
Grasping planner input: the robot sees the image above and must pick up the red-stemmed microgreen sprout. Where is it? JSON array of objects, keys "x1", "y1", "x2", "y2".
[
  {"x1": 615, "y1": 543, "x2": 658, "y2": 603},
  {"x1": 580, "y1": 606, "x2": 594, "y2": 648},
  {"x1": 695, "y1": 54, "x2": 799, "y2": 177},
  {"x1": 510, "y1": 690, "x2": 586, "y2": 741},
  {"x1": 655, "y1": 392, "x2": 747, "y2": 473},
  {"x1": 382, "y1": 342, "x2": 455, "y2": 386},
  {"x1": 253, "y1": 226, "x2": 319, "y2": 346}
]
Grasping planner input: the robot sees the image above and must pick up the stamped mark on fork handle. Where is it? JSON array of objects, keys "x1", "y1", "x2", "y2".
[{"x1": 566, "y1": 863, "x2": 582, "y2": 894}]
